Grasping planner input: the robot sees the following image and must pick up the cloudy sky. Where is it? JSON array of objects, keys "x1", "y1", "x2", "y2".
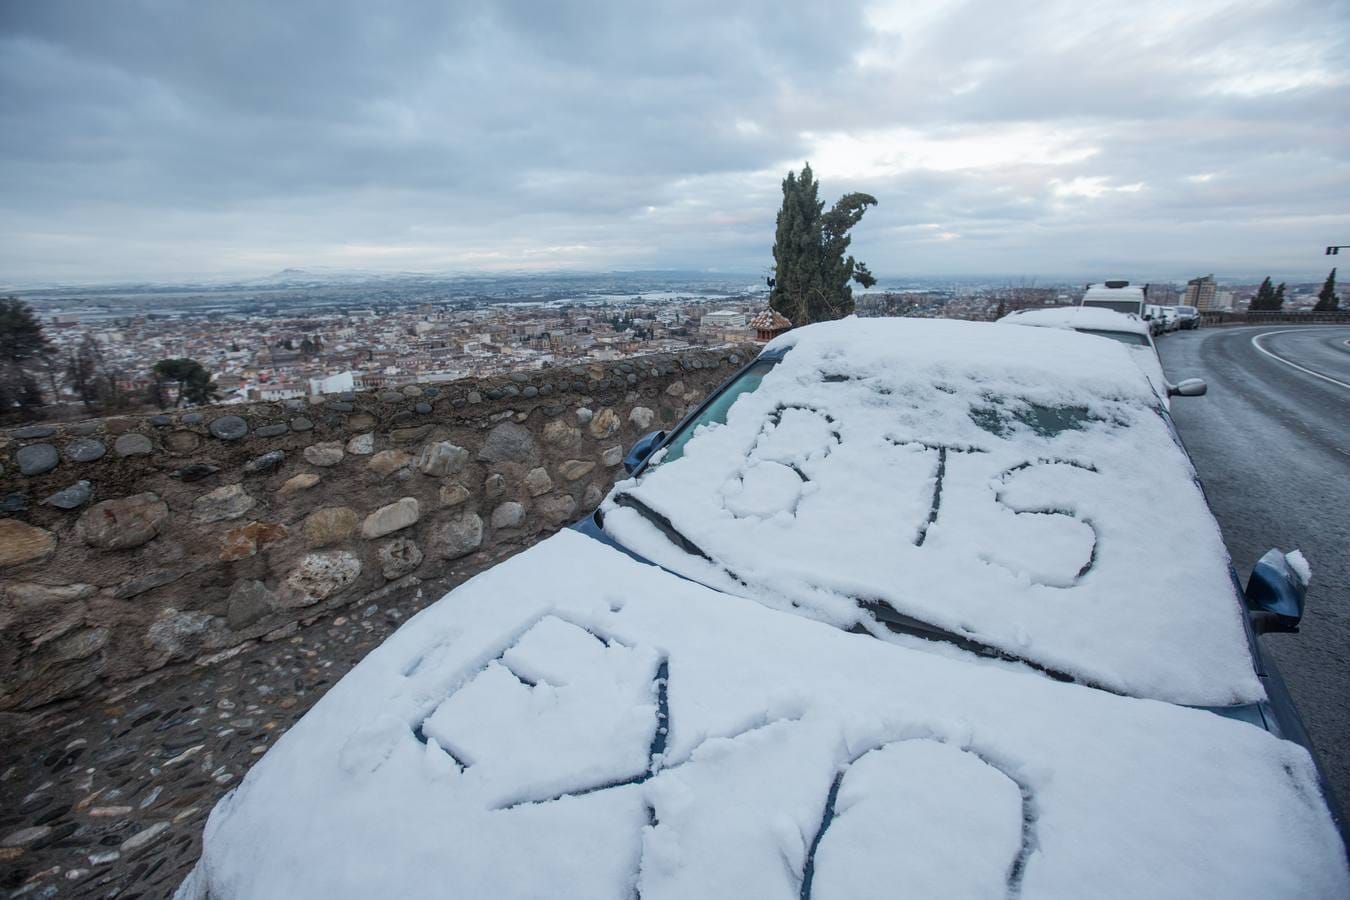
[{"x1": 2, "y1": 0, "x2": 1347, "y2": 285}]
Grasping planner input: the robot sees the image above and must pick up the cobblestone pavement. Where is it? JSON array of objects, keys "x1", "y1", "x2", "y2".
[{"x1": 0, "y1": 594, "x2": 439, "y2": 899}]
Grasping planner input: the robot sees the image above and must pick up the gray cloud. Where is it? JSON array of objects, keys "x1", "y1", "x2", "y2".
[{"x1": 1, "y1": 0, "x2": 1347, "y2": 283}]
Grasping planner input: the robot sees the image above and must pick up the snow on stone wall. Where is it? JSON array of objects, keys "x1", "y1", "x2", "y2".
[{"x1": 0, "y1": 346, "x2": 753, "y2": 713}]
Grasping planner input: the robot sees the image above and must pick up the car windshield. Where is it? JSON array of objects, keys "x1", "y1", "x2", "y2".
[
  {"x1": 1074, "y1": 328, "x2": 1150, "y2": 347},
  {"x1": 649, "y1": 357, "x2": 780, "y2": 467}
]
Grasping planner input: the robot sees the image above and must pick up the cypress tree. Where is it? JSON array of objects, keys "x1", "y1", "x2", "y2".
[
  {"x1": 1250, "y1": 277, "x2": 1274, "y2": 311},
  {"x1": 1272, "y1": 282, "x2": 1286, "y2": 310},
  {"x1": 769, "y1": 164, "x2": 877, "y2": 325},
  {"x1": 1314, "y1": 268, "x2": 1339, "y2": 311}
]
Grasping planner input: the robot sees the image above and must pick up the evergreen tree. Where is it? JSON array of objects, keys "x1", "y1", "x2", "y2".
[
  {"x1": 0, "y1": 296, "x2": 51, "y2": 419},
  {"x1": 1249, "y1": 277, "x2": 1274, "y2": 311},
  {"x1": 769, "y1": 163, "x2": 877, "y2": 325},
  {"x1": 152, "y1": 358, "x2": 216, "y2": 407},
  {"x1": 1314, "y1": 268, "x2": 1339, "y2": 311},
  {"x1": 66, "y1": 335, "x2": 103, "y2": 406},
  {"x1": 1272, "y1": 282, "x2": 1286, "y2": 310}
]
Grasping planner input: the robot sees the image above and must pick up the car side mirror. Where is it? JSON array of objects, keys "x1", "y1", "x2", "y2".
[
  {"x1": 1168, "y1": 378, "x2": 1207, "y2": 397},
  {"x1": 623, "y1": 430, "x2": 667, "y2": 475},
  {"x1": 1246, "y1": 549, "x2": 1309, "y2": 634}
]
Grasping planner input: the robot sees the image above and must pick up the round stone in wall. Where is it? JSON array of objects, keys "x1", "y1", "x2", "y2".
[
  {"x1": 64, "y1": 437, "x2": 106, "y2": 462},
  {"x1": 12, "y1": 424, "x2": 56, "y2": 439},
  {"x1": 163, "y1": 430, "x2": 201, "y2": 453},
  {"x1": 192, "y1": 483, "x2": 256, "y2": 523},
  {"x1": 0, "y1": 519, "x2": 57, "y2": 567},
  {"x1": 75, "y1": 492, "x2": 169, "y2": 550},
  {"x1": 361, "y1": 497, "x2": 421, "y2": 539},
  {"x1": 114, "y1": 433, "x2": 154, "y2": 457},
  {"x1": 589, "y1": 408, "x2": 620, "y2": 439},
  {"x1": 524, "y1": 467, "x2": 553, "y2": 496},
  {"x1": 378, "y1": 537, "x2": 423, "y2": 580},
  {"x1": 16, "y1": 443, "x2": 59, "y2": 476},
  {"x1": 559, "y1": 459, "x2": 596, "y2": 481},
  {"x1": 491, "y1": 501, "x2": 525, "y2": 529},
  {"x1": 242, "y1": 449, "x2": 286, "y2": 475},
  {"x1": 209, "y1": 415, "x2": 249, "y2": 441},
  {"x1": 429, "y1": 512, "x2": 483, "y2": 560},
  {"x1": 303, "y1": 442, "x2": 345, "y2": 467},
  {"x1": 43, "y1": 480, "x2": 92, "y2": 509}
]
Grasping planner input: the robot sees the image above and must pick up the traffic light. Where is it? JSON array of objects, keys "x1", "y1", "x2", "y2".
[{"x1": 1328, "y1": 246, "x2": 1339, "y2": 255}]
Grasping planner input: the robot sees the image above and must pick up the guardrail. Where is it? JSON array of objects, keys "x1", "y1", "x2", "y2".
[{"x1": 1199, "y1": 311, "x2": 1350, "y2": 326}]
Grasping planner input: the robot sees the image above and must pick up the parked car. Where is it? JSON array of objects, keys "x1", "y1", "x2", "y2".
[
  {"x1": 1080, "y1": 279, "x2": 1147, "y2": 317},
  {"x1": 1161, "y1": 306, "x2": 1181, "y2": 332},
  {"x1": 1176, "y1": 305, "x2": 1201, "y2": 329},
  {"x1": 997, "y1": 305, "x2": 1204, "y2": 407},
  {"x1": 1143, "y1": 303, "x2": 1166, "y2": 336},
  {"x1": 180, "y1": 319, "x2": 1347, "y2": 900}
]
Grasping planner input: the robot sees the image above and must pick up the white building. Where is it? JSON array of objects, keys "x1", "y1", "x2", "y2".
[
  {"x1": 257, "y1": 383, "x2": 306, "y2": 401},
  {"x1": 701, "y1": 310, "x2": 747, "y2": 328},
  {"x1": 308, "y1": 371, "x2": 357, "y2": 396}
]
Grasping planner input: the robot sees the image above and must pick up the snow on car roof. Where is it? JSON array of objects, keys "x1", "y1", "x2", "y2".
[
  {"x1": 1084, "y1": 282, "x2": 1146, "y2": 300},
  {"x1": 602, "y1": 317, "x2": 1255, "y2": 706},
  {"x1": 1000, "y1": 305, "x2": 1150, "y2": 335},
  {"x1": 179, "y1": 531, "x2": 1348, "y2": 899}
]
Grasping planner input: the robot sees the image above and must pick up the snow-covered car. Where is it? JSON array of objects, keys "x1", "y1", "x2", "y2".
[
  {"x1": 997, "y1": 305, "x2": 1204, "y2": 406},
  {"x1": 179, "y1": 319, "x2": 1347, "y2": 900},
  {"x1": 1161, "y1": 306, "x2": 1181, "y2": 331}
]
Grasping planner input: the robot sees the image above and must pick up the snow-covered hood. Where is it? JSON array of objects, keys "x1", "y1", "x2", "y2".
[
  {"x1": 180, "y1": 531, "x2": 1345, "y2": 899},
  {"x1": 603, "y1": 318, "x2": 1253, "y2": 707}
]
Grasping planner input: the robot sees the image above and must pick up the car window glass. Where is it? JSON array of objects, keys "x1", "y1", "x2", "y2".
[
  {"x1": 968, "y1": 399, "x2": 1106, "y2": 438},
  {"x1": 1075, "y1": 328, "x2": 1150, "y2": 347},
  {"x1": 1082, "y1": 300, "x2": 1141, "y2": 314},
  {"x1": 653, "y1": 358, "x2": 779, "y2": 466}
]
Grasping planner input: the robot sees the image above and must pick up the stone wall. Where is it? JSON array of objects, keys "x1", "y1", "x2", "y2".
[{"x1": 0, "y1": 346, "x2": 755, "y2": 713}]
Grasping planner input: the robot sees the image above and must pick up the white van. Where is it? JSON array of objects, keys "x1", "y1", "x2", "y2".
[{"x1": 1081, "y1": 280, "x2": 1147, "y2": 317}]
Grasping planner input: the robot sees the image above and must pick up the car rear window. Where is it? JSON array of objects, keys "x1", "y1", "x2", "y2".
[
  {"x1": 1082, "y1": 300, "x2": 1141, "y2": 314},
  {"x1": 1074, "y1": 328, "x2": 1150, "y2": 347}
]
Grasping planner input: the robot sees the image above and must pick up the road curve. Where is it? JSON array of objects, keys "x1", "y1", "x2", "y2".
[{"x1": 1159, "y1": 325, "x2": 1350, "y2": 803}]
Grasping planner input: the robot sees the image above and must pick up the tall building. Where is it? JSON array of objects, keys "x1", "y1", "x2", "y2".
[{"x1": 1185, "y1": 274, "x2": 1219, "y2": 310}]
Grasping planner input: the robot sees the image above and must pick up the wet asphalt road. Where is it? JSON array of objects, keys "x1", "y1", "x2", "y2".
[{"x1": 1158, "y1": 324, "x2": 1350, "y2": 804}]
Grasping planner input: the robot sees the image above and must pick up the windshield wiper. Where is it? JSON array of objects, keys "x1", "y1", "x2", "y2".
[
  {"x1": 609, "y1": 491, "x2": 1113, "y2": 694},
  {"x1": 850, "y1": 600, "x2": 1113, "y2": 690},
  {"x1": 611, "y1": 492, "x2": 715, "y2": 563}
]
